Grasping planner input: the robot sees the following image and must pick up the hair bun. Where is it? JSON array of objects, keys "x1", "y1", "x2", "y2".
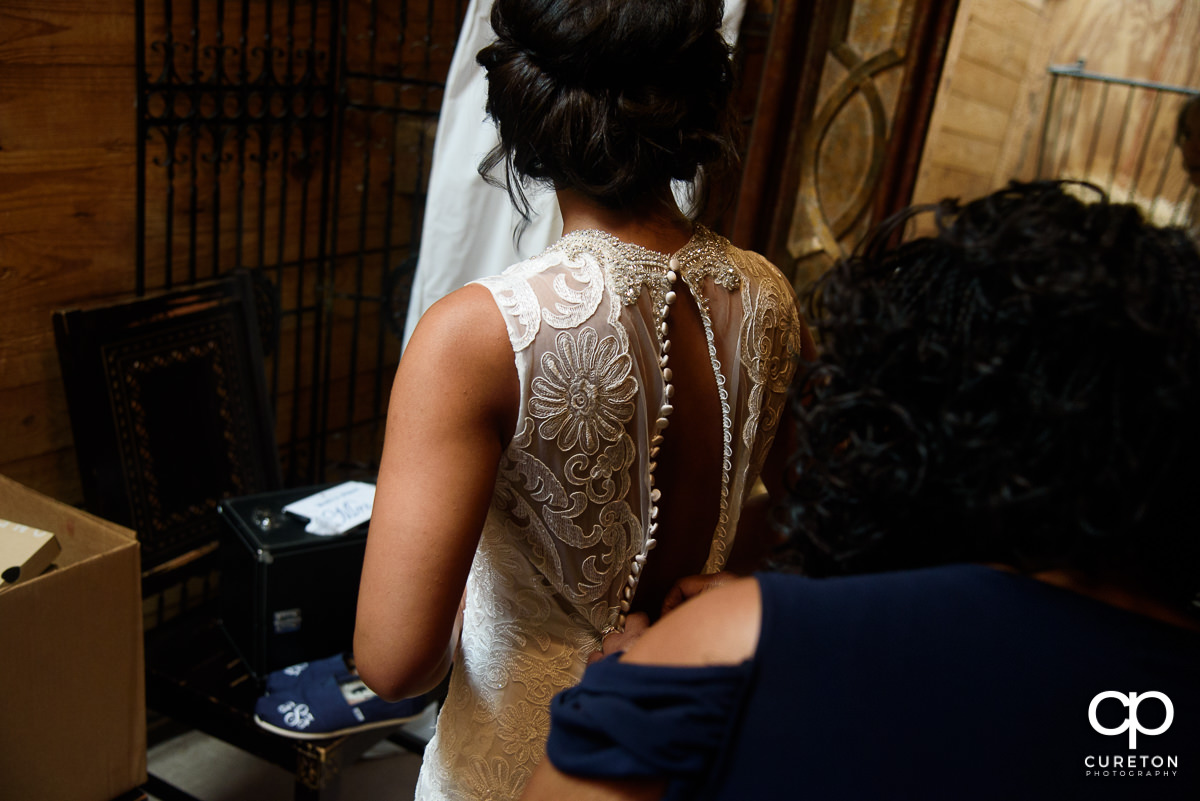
[
  {"x1": 487, "y1": 0, "x2": 726, "y2": 91},
  {"x1": 478, "y1": 0, "x2": 739, "y2": 216}
]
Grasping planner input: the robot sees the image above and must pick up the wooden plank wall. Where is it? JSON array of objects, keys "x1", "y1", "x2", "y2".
[
  {"x1": 911, "y1": 0, "x2": 1051, "y2": 207},
  {"x1": 0, "y1": 0, "x2": 457, "y2": 504},
  {"x1": 0, "y1": 0, "x2": 139, "y2": 503},
  {"x1": 913, "y1": 0, "x2": 1200, "y2": 213}
]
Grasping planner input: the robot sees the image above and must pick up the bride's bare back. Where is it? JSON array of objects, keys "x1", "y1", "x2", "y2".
[{"x1": 631, "y1": 273, "x2": 726, "y2": 618}]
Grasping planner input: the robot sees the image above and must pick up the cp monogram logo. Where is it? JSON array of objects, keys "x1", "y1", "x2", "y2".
[{"x1": 1088, "y1": 691, "x2": 1174, "y2": 749}]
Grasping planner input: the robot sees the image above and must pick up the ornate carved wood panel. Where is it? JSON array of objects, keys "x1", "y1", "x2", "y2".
[{"x1": 731, "y1": 0, "x2": 958, "y2": 290}]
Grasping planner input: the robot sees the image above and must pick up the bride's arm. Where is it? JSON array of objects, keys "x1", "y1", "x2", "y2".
[{"x1": 354, "y1": 284, "x2": 518, "y2": 700}]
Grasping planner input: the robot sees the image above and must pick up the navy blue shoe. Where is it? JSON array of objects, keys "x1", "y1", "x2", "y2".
[
  {"x1": 254, "y1": 674, "x2": 432, "y2": 740},
  {"x1": 264, "y1": 653, "x2": 355, "y2": 694}
]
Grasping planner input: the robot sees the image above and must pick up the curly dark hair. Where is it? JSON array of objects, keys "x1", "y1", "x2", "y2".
[
  {"x1": 780, "y1": 181, "x2": 1200, "y2": 607},
  {"x1": 476, "y1": 0, "x2": 741, "y2": 220}
]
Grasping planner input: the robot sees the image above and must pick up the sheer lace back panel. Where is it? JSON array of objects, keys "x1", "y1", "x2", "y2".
[{"x1": 413, "y1": 226, "x2": 803, "y2": 801}]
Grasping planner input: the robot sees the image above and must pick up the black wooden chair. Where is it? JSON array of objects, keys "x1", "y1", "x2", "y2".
[{"x1": 54, "y1": 272, "x2": 421, "y2": 801}]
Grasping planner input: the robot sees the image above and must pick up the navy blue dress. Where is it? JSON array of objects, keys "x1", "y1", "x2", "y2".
[{"x1": 547, "y1": 565, "x2": 1200, "y2": 800}]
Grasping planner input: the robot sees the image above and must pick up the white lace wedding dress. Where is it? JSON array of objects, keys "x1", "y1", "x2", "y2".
[{"x1": 413, "y1": 225, "x2": 803, "y2": 801}]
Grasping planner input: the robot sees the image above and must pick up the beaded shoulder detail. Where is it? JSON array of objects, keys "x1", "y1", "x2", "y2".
[{"x1": 555, "y1": 224, "x2": 742, "y2": 308}]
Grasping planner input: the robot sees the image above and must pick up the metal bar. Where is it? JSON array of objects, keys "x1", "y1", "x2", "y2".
[
  {"x1": 421, "y1": 0, "x2": 435, "y2": 127},
  {"x1": 191, "y1": 0, "x2": 200, "y2": 80},
  {"x1": 211, "y1": 0, "x2": 226, "y2": 278},
  {"x1": 1082, "y1": 81, "x2": 1109, "y2": 182},
  {"x1": 322, "y1": 0, "x2": 350, "y2": 471},
  {"x1": 415, "y1": 0, "x2": 434, "y2": 252},
  {"x1": 164, "y1": 127, "x2": 177, "y2": 289},
  {"x1": 1169, "y1": 181, "x2": 1194, "y2": 227},
  {"x1": 1053, "y1": 79, "x2": 1086, "y2": 180},
  {"x1": 263, "y1": 0, "x2": 285, "y2": 454},
  {"x1": 280, "y1": 0, "x2": 314, "y2": 484},
  {"x1": 233, "y1": 129, "x2": 246, "y2": 273},
  {"x1": 186, "y1": 0, "x2": 201, "y2": 286},
  {"x1": 1035, "y1": 72, "x2": 1060, "y2": 179},
  {"x1": 309, "y1": 0, "x2": 341, "y2": 480},
  {"x1": 163, "y1": 0, "x2": 177, "y2": 290},
  {"x1": 336, "y1": 108, "x2": 376, "y2": 465},
  {"x1": 398, "y1": 0, "x2": 408, "y2": 58},
  {"x1": 1127, "y1": 91, "x2": 1163, "y2": 202},
  {"x1": 255, "y1": 127, "x2": 270, "y2": 271},
  {"x1": 297, "y1": 127, "x2": 318, "y2": 482},
  {"x1": 340, "y1": 0, "x2": 383, "y2": 464},
  {"x1": 1105, "y1": 86, "x2": 1136, "y2": 199},
  {"x1": 1147, "y1": 133, "x2": 1175, "y2": 220},
  {"x1": 233, "y1": 0, "x2": 251, "y2": 272},
  {"x1": 215, "y1": 0, "x2": 226, "y2": 80},
  {"x1": 1049, "y1": 62, "x2": 1200, "y2": 97},
  {"x1": 264, "y1": 0, "x2": 276, "y2": 83},
  {"x1": 257, "y1": 0, "x2": 272, "y2": 276},
  {"x1": 187, "y1": 122, "x2": 199, "y2": 286},
  {"x1": 211, "y1": 126, "x2": 223, "y2": 278},
  {"x1": 239, "y1": 0, "x2": 250, "y2": 84},
  {"x1": 372, "y1": 91, "x2": 403, "y2": 454},
  {"x1": 279, "y1": 124, "x2": 303, "y2": 483},
  {"x1": 136, "y1": 0, "x2": 148, "y2": 295},
  {"x1": 296, "y1": 0, "x2": 326, "y2": 483}
]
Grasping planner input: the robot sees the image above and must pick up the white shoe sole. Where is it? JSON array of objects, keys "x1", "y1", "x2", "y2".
[{"x1": 253, "y1": 702, "x2": 431, "y2": 740}]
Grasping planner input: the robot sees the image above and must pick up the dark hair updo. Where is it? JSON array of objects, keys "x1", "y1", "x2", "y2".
[{"x1": 477, "y1": 0, "x2": 740, "y2": 219}]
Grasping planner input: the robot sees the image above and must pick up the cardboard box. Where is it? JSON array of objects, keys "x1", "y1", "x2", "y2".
[{"x1": 0, "y1": 473, "x2": 146, "y2": 801}]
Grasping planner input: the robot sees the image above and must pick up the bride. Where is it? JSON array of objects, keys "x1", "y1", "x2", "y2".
[{"x1": 354, "y1": 2, "x2": 814, "y2": 799}]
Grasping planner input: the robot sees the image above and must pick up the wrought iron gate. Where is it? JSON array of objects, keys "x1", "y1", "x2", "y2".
[
  {"x1": 136, "y1": 0, "x2": 467, "y2": 485},
  {"x1": 1037, "y1": 60, "x2": 1198, "y2": 228}
]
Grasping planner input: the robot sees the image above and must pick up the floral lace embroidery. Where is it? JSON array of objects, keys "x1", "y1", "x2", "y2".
[
  {"x1": 415, "y1": 226, "x2": 802, "y2": 801},
  {"x1": 477, "y1": 248, "x2": 606, "y2": 351},
  {"x1": 529, "y1": 327, "x2": 637, "y2": 454},
  {"x1": 466, "y1": 756, "x2": 530, "y2": 801},
  {"x1": 739, "y1": 264, "x2": 804, "y2": 454}
]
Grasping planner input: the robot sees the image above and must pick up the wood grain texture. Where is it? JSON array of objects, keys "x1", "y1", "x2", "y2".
[
  {"x1": 0, "y1": 447, "x2": 83, "y2": 507},
  {"x1": 0, "y1": 1, "x2": 452, "y2": 500},
  {"x1": 930, "y1": 129, "x2": 1005, "y2": 172},
  {"x1": 0, "y1": 1, "x2": 139, "y2": 499},
  {"x1": 0, "y1": 3, "x2": 134, "y2": 67},
  {"x1": 958, "y1": 15, "x2": 1032, "y2": 82},
  {"x1": 914, "y1": 0, "x2": 1200, "y2": 212}
]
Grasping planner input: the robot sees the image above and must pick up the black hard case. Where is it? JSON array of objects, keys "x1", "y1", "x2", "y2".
[{"x1": 218, "y1": 485, "x2": 370, "y2": 682}]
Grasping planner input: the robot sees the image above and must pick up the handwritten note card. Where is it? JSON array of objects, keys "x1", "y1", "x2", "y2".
[{"x1": 282, "y1": 481, "x2": 376, "y2": 536}]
